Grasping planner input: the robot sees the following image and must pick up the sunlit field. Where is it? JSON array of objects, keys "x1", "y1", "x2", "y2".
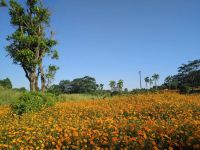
[{"x1": 0, "y1": 92, "x2": 200, "y2": 149}]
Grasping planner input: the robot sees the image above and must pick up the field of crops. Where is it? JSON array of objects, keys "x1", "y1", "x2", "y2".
[{"x1": 0, "y1": 92, "x2": 199, "y2": 149}]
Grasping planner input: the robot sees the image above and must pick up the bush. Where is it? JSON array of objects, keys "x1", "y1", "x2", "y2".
[
  {"x1": 11, "y1": 92, "x2": 55, "y2": 115},
  {"x1": 179, "y1": 85, "x2": 191, "y2": 94}
]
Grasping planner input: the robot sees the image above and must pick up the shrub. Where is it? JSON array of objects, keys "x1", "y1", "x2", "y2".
[
  {"x1": 11, "y1": 92, "x2": 55, "y2": 115},
  {"x1": 179, "y1": 85, "x2": 191, "y2": 94}
]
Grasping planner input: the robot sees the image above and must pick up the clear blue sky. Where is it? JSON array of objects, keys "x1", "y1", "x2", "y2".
[{"x1": 0, "y1": 0, "x2": 200, "y2": 90}]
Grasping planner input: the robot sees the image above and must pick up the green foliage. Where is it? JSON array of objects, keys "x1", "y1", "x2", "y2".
[
  {"x1": 152, "y1": 73, "x2": 159, "y2": 88},
  {"x1": 13, "y1": 87, "x2": 27, "y2": 92},
  {"x1": 11, "y1": 92, "x2": 55, "y2": 115},
  {"x1": 163, "y1": 76, "x2": 178, "y2": 90},
  {"x1": 124, "y1": 88, "x2": 128, "y2": 93},
  {"x1": 0, "y1": 0, "x2": 7, "y2": 7},
  {"x1": 179, "y1": 86, "x2": 192, "y2": 94},
  {"x1": 0, "y1": 78, "x2": 12, "y2": 89},
  {"x1": 5, "y1": 0, "x2": 58, "y2": 91},
  {"x1": 162, "y1": 59, "x2": 200, "y2": 93},
  {"x1": 109, "y1": 80, "x2": 116, "y2": 92},
  {"x1": 117, "y1": 79, "x2": 124, "y2": 92},
  {"x1": 144, "y1": 77, "x2": 150, "y2": 88},
  {"x1": 57, "y1": 94, "x2": 106, "y2": 102},
  {"x1": 48, "y1": 76, "x2": 98, "y2": 94},
  {"x1": 177, "y1": 59, "x2": 200, "y2": 88},
  {"x1": 58, "y1": 80, "x2": 71, "y2": 93},
  {"x1": 47, "y1": 84, "x2": 62, "y2": 95},
  {"x1": 45, "y1": 65, "x2": 59, "y2": 88},
  {"x1": 70, "y1": 76, "x2": 97, "y2": 93},
  {"x1": 0, "y1": 86, "x2": 21, "y2": 105}
]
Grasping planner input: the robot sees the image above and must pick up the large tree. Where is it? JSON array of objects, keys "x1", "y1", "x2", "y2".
[
  {"x1": 5, "y1": 0, "x2": 58, "y2": 92},
  {"x1": 177, "y1": 59, "x2": 200, "y2": 88},
  {"x1": 70, "y1": 76, "x2": 97, "y2": 93}
]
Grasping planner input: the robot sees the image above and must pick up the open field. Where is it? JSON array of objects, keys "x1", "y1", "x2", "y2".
[{"x1": 0, "y1": 92, "x2": 200, "y2": 149}]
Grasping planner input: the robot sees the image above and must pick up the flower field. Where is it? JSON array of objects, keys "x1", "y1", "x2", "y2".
[{"x1": 0, "y1": 92, "x2": 200, "y2": 149}]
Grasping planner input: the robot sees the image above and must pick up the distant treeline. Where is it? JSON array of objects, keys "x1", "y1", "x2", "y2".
[
  {"x1": 1, "y1": 59, "x2": 200, "y2": 95},
  {"x1": 160, "y1": 59, "x2": 200, "y2": 93}
]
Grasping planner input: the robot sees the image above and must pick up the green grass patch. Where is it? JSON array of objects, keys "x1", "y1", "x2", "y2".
[
  {"x1": 57, "y1": 93, "x2": 107, "y2": 102},
  {"x1": 0, "y1": 86, "x2": 21, "y2": 105}
]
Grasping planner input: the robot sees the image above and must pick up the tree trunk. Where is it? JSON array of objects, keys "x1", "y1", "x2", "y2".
[
  {"x1": 35, "y1": 75, "x2": 39, "y2": 91},
  {"x1": 39, "y1": 62, "x2": 46, "y2": 92},
  {"x1": 35, "y1": 68, "x2": 39, "y2": 91},
  {"x1": 30, "y1": 73, "x2": 36, "y2": 92}
]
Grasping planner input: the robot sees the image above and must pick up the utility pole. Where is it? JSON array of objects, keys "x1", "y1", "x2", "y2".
[{"x1": 139, "y1": 71, "x2": 142, "y2": 89}]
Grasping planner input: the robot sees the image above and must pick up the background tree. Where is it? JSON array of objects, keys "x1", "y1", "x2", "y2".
[
  {"x1": 152, "y1": 74, "x2": 159, "y2": 89},
  {"x1": 70, "y1": 76, "x2": 97, "y2": 93},
  {"x1": 149, "y1": 78, "x2": 153, "y2": 88},
  {"x1": 144, "y1": 77, "x2": 149, "y2": 89},
  {"x1": 124, "y1": 88, "x2": 128, "y2": 93},
  {"x1": 0, "y1": 78, "x2": 12, "y2": 89},
  {"x1": 117, "y1": 79, "x2": 123, "y2": 92},
  {"x1": 45, "y1": 65, "x2": 59, "y2": 90},
  {"x1": 47, "y1": 84, "x2": 61, "y2": 95},
  {"x1": 109, "y1": 81, "x2": 116, "y2": 92},
  {"x1": 6, "y1": 0, "x2": 58, "y2": 92},
  {"x1": 164, "y1": 76, "x2": 173, "y2": 89},
  {"x1": 58, "y1": 80, "x2": 71, "y2": 93},
  {"x1": 99, "y1": 84, "x2": 104, "y2": 91},
  {"x1": 177, "y1": 59, "x2": 200, "y2": 88}
]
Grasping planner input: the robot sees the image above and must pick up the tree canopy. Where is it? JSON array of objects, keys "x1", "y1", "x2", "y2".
[{"x1": 0, "y1": 78, "x2": 12, "y2": 89}]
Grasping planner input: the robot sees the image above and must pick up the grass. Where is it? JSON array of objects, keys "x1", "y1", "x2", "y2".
[
  {"x1": 0, "y1": 86, "x2": 21, "y2": 105},
  {"x1": 57, "y1": 93, "x2": 108, "y2": 102},
  {"x1": 0, "y1": 86, "x2": 108, "y2": 105}
]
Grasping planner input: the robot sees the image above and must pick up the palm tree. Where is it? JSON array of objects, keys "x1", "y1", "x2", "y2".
[
  {"x1": 152, "y1": 73, "x2": 159, "y2": 89},
  {"x1": 117, "y1": 79, "x2": 124, "y2": 92},
  {"x1": 109, "y1": 81, "x2": 116, "y2": 92},
  {"x1": 144, "y1": 77, "x2": 150, "y2": 89},
  {"x1": 149, "y1": 78, "x2": 153, "y2": 88}
]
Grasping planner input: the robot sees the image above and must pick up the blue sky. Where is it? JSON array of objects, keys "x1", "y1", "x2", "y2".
[{"x1": 0, "y1": 0, "x2": 200, "y2": 90}]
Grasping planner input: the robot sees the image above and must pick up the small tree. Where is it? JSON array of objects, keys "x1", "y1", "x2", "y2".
[
  {"x1": 117, "y1": 79, "x2": 123, "y2": 92},
  {"x1": 144, "y1": 77, "x2": 150, "y2": 89},
  {"x1": 149, "y1": 78, "x2": 153, "y2": 88},
  {"x1": 109, "y1": 81, "x2": 116, "y2": 92},
  {"x1": 45, "y1": 65, "x2": 59, "y2": 89}
]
